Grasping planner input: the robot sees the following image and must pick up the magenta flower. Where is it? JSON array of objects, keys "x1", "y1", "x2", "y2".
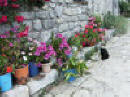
[
  {"x1": 48, "y1": 45, "x2": 54, "y2": 51},
  {"x1": 44, "y1": 54, "x2": 50, "y2": 60},
  {"x1": 37, "y1": 62, "x2": 42, "y2": 67},
  {"x1": 64, "y1": 49, "x2": 71, "y2": 55},
  {"x1": 34, "y1": 51, "x2": 40, "y2": 56},
  {"x1": 57, "y1": 58, "x2": 63, "y2": 67},
  {"x1": 9, "y1": 42, "x2": 13, "y2": 47},
  {"x1": 40, "y1": 42, "x2": 46, "y2": 46},
  {"x1": 56, "y1": 33, "x2": 63, "y2": 38},
  {"x1": 85, "y1": 25, "x2": 89, "y2": 28}
]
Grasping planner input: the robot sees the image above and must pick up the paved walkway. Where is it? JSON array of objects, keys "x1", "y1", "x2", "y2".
[{"x1": 44, "y1": 20, "x2": 130, "y2": 97}]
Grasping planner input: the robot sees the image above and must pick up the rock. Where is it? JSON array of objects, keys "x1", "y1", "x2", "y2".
[
  {"x1": 59, "y1": 23, "x2": 69, "y2": 32},
  {"x1": 41, "y1": 31, "x2": 51, "y2": 42},
  {"x1": 55, "y1": 94, "x2": 70, "y2": 97},
  {"x1": 36, "y1": 11, "x2": 49, "y2": 19},
  {"x1": 33, "y1": 19, "x2": 42, "y2": 31},
  {"x1": 73, "y1": 90, "x2": 90, "y2": 97},
  {"x1": 42, "y1": 19, "x2": 56, "y2": 29},
  {"x1": 55, "y1": 6, "x2": 63, "y2": 17},
  {"x1": 20, "y1": 12, "x2": 35, "y2": 20},
  {"x1": 1, "y1": 86, "x2": 29, "y2": 97},
  {"x1": 63, "y1": 8, "x2": 81, "y2": 16},
  {"x1": 78, "y1": 15, "x2": 88, "y2": 21},
  {"x1": 49, "y1": 3, "x2": 56, "y2": 8}
]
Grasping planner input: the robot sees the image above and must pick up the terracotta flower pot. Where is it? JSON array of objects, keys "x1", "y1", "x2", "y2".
[
  {"x1": 14, "y1": 65, "x2": 28, "y2": 85},
  {"x1": 42, "y1": 63, "x2": 51, "y2": 73}
]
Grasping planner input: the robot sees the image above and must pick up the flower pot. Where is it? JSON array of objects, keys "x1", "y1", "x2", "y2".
[
  {"x1": 63, "y1": 69, "x2": 77, "y2": 82},
  {"x1": 67, "y1": 53, "x2": 72, "y2": 59},
  {"x1": 42, "y1": 63, "x2": 51, "y2": 73},
  {"x1": 0, "y1": 73, "x2": 12, "y2": 92},
  {"x1": 29, "y1": 62, "x2": 39, "y2": 77},
  {"x1": 14, "y1": 65, "x2": 28, "y2": 85}
]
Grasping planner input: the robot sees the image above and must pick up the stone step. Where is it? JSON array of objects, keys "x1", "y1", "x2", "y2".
[{"x1": 1, "y1": 69, "x2": 58, "y2": 97}]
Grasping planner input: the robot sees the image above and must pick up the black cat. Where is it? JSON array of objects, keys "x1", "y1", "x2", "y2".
[{"x1": 101, "y1": 48, "x2": 109, "y2": 60}]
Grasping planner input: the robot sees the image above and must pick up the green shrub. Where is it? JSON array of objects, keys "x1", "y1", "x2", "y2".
[
  {"x1": 119, "y1": 1, "x2": 128, "y2": 12},
  {"x1": 103, "y1": 12, "x2": 116, "y2": 29},
  {"x1": 114, "y1": 16, "x2": 128, "y2": 35}
]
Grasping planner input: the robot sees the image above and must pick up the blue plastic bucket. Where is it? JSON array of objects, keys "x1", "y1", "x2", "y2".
[
  {"x1": 63, "y1": 69, "x2": 77, "y2": 82},
  {"x1": 29, "y1": 62, "x2": 39, "y2": 77},
  {"x1": 0, "y1": 73, "x2": 12, "y2": 92}
]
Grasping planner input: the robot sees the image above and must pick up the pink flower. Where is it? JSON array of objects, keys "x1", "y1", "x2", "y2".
[
  {"x1": 89, "y1": 25, "x2": 93, "y2": 29},
  {"x1": 88, "y1": 17, "x2": 96, "y2": 21},
  {"x1": 93, "y1": 29, "x2": 97, "y2": 33},
  {"x1": 85, "y1": 25, "x2": 89, "y2": 28},
  {"x1": 9, "y1": 42, "x2": 13, "y2": 47},
  {"x1": 56, "y1": 33, "x2": 63, "y2": 38}
]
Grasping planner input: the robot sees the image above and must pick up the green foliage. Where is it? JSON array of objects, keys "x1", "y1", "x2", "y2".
[
  {"x1": 85, "y1": 47, "x2": 98, "y2": 60},
  {"x1": 62, "y1": 56, "x2": 88, "y2": 81},
  {"x1": 114, "y1": 16, "x2": 128, "y2": 35},
  {"x1": 103, "y1": 12, "x2": 116, "y2": 29},
  {"x1": 119, "y1": 1, "x2": 129, "y2": 12},
  {"x1": 0, "y1": 56, "x2": 8, "y2": 75}
]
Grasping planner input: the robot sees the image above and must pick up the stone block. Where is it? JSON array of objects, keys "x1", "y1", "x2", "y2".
[
  {"x1": 20, "y1": 12, "x2": 35, "y2": 20},
  {"x1": 41, "y1": 31, "x2": 51, "y2": 42},
  {"x1": 59, "y1": 23, "x2": 69, "y2": 32},
  {"x1": 42, "y1": 20, "x2": 56, "y2": 29},
  {"x1": 78, "y1": 15, "x2": 88, "y2": 21},
  {"x1": 55, "y1": 6, "x2": 63, "y2": 17},
  {"x1": 63, "y1": 8, "x2": 81, "y2": 16},
  {"x1": 27, "y1": 69, "x2": 58, "y2": 95},
  {"x1": 0, "y1": 24, "x2": 11, "y2": 33},
  {"x1": 36, "y1": 11, "x2": 49, "y2": 19},
  {"x1": 33, "y1": 19, "x2": 42, "y2": 31},
  {"x1": 68, "y1": 22, "x2": 75, "y2": 30},
  {"x1": 1, "y1": 86, "x2": 29, "y2": 97}
]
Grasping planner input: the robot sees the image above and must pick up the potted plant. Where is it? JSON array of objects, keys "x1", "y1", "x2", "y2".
[
  {"x1": 0, "y1": 55, "x2": 12, "y2": 92},
  {"x1": 27, "y1": 39, "x2": 39, "y2": 77},
  {"x1": 35, "y1": 42, "x2": 56, "y2": 73},
  {"x1": 62, "y1": 57, "x2": 88, "y2": 82},
  {"x1": 49, "y1": 33, "x2": 72, "y2": 67}
]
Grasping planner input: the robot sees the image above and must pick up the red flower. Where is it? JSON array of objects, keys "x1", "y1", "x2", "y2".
[
  {"x1": 82, "y1": 35, "x2": 86, "y2": 38},
  {"x1": 75, "y1": 34, "x2": 78, "y2": 38},
  {"x1": 93, "y1": 29, "x2": 96, "y2": 33},
  {"x1": 84, "y1": 29, "x2": 88, "y2": 34},
  {"x1": 89, "y1": 25, "x2": 93, "y2": 29},
  {"x1": 0, "y1": 16, "x2": 7, "y2": 23},
  {"x1": 15, "y1": 16, "x2": 24, "y2": 23},
  {"x1": 6, "y1": 67, "x2": 13, "y2": 73},
  {"x1": 45, "y1": 0, "x2": 50, "y2": 1},
  {"x1": 82, "y1": 42, "x2": 86, "y2": 47},
  {"x1": 12, "y1": 0, "x2": 17, "y2": 1},
  {"x1": 11, "y1": 4, "x2": 20, "y2": 8}
]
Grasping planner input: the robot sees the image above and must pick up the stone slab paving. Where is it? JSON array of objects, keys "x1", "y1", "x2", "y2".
[{"x1": 43, "y1": 21, "x2": 130, "y2": 97}]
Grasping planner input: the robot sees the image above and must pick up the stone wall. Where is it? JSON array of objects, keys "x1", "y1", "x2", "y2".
[{"x1": 0, "y1": 0, "x2": 119, "y2": 42}]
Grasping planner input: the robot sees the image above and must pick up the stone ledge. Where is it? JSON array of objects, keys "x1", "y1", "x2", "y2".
[
  {"x1": 27, "y1": 69, "x2": 58, "y2": 95},
  {"x1": 1, "y1": 86, "x2": 29, "y2": 97},
  {"x1": 1, "y1": 69, "x2": 58, "y2": 97}
]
